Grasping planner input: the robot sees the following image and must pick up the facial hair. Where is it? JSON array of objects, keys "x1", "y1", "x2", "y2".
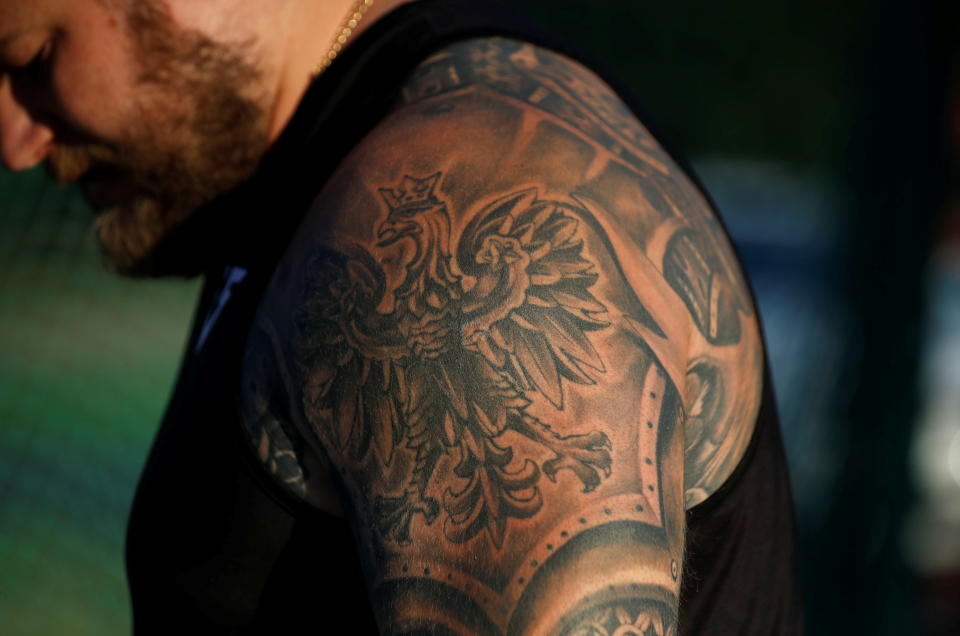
[{"x1": 51, "y1": 0, "x2": 270, "y2": 277}]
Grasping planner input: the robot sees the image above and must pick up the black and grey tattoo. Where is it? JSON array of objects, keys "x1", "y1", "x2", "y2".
[
  {"x1": 299, "y1": 175, "x2": 623, "y2": 548},
  {"x1": 240, "y1": 36, "x2": 763, "y2": 635}
]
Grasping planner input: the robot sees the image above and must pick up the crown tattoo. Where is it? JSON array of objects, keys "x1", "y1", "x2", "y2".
[{"x1": 379, "y1": 172, "x2": 442, "y2": 211}]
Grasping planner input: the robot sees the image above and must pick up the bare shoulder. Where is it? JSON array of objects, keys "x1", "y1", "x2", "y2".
[
  {"x1": 240, "y1": 36, "x2": 763, "y2": 634},
  {"x1": 394, "y1": 36, "x2": 766, "y2": 508}
]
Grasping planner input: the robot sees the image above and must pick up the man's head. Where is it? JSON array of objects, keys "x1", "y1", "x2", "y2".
[
  {"x1": 0, "y1": 0, "x2": 383, "y2": 276},
  {"x1": 0, "y1": 0, "x2": 281, "y2": 274}
]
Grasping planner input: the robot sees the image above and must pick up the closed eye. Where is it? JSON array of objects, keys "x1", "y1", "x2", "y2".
[
  {"x1": 2, "y1": 38, "x2": 54, "y2": 80},
  {"x1": 20, "y1": 40, "x2": 53, "y2": 75}
]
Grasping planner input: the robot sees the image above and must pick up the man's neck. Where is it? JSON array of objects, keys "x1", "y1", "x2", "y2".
[{"x1": 266, "y1": 0, "x2": 415, "y2": 143}]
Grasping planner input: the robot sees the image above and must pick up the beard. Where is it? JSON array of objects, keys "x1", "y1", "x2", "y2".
[{"x1": 49, "y1": 0, "x2": 270, "y2": 277}]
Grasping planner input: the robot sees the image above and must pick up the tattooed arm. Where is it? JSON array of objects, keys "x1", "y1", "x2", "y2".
[{"x1": 241, "y1": 38, "x2": 763, "y2": 635}]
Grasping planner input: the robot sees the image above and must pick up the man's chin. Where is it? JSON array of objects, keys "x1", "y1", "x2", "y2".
[{"x1": 93, "y1": 198, "x2": 195, "y2": 278}]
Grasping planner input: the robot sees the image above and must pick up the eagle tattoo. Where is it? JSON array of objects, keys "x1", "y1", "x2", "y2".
[{"x1": 297, "y1": 173, "x2": 614, "y2": 548}]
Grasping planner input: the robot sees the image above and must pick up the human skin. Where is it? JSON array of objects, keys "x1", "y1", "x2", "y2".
[
  {"x1": 240, "y1": 37, "x2": 764, "y2": 634},
  {"x1": 0, "y1": 0, "x2": 403, "y2": 166},
  {"x1": 0, "y1": 0, "x2": 409, "y2": 274}
]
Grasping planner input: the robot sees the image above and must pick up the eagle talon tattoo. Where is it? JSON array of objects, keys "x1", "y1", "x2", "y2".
[{"x1": 298, "y1": 172, "x2": 615, "y2": 548}]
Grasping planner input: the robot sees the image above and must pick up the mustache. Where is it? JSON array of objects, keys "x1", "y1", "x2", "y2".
[{"x1": 46, "y1": 143, "x2": 122, "y2": 183}]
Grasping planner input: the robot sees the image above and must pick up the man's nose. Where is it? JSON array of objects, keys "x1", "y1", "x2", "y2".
[{"x1": 0, "y1": 78, "x2": 53, "y2": 171}]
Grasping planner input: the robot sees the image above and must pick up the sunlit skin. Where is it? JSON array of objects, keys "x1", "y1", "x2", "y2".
[
  {"x1": 238, "y1": 36, "x2": 765, "y2": 634},
  {"x1": 0, "y1": 0, "x2": 410, "y2": 274}
]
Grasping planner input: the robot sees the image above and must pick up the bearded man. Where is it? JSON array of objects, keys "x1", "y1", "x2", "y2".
[{"x1": 0, "y1": 0, "x2": 802, "y2": 633}]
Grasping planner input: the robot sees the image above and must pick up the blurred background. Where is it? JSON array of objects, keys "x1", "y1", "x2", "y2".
[{"x1": 1, "y1": 0, "x2": 958, "y2": 633}]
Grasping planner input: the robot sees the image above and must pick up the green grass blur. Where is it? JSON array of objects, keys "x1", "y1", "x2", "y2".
[{"x1": 0, "y1": 168, "x2": 199, "y2": 634}]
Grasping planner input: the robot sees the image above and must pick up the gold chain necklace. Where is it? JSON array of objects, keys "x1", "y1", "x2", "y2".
[{"x1": 317, "y1": 0, "x2": 374, "y2": 74}]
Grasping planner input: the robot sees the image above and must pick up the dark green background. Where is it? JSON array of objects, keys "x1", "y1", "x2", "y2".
[{"x1": 0, "y1": 168, "x2": 199, "y2": 633}]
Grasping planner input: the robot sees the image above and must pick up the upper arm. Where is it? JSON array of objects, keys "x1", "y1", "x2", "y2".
[{"x1": 241, "y1": 37, "x2": 762, "y2": 634}]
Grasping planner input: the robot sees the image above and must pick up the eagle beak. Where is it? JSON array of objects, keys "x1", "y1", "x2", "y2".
[
  {"x1": 376, "y1": 225, "x2": 399, "y2": 246},
  {"x1": 376, "y1": 220, "x2": 418, "y2": 247}
]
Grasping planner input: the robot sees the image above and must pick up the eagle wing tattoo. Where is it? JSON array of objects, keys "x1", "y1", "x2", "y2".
[{"x1": 297, "y1": 173, "x2": 614, "y2": 548}]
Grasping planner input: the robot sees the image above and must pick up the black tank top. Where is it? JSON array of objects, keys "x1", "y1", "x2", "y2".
[{"x1": 125, "y1": 2, "x2": 802, "y2": 633}]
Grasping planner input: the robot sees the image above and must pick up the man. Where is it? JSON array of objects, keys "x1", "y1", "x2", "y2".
[{"x1": 0, "y1": 0, "x2": 802, "y2": 633}]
